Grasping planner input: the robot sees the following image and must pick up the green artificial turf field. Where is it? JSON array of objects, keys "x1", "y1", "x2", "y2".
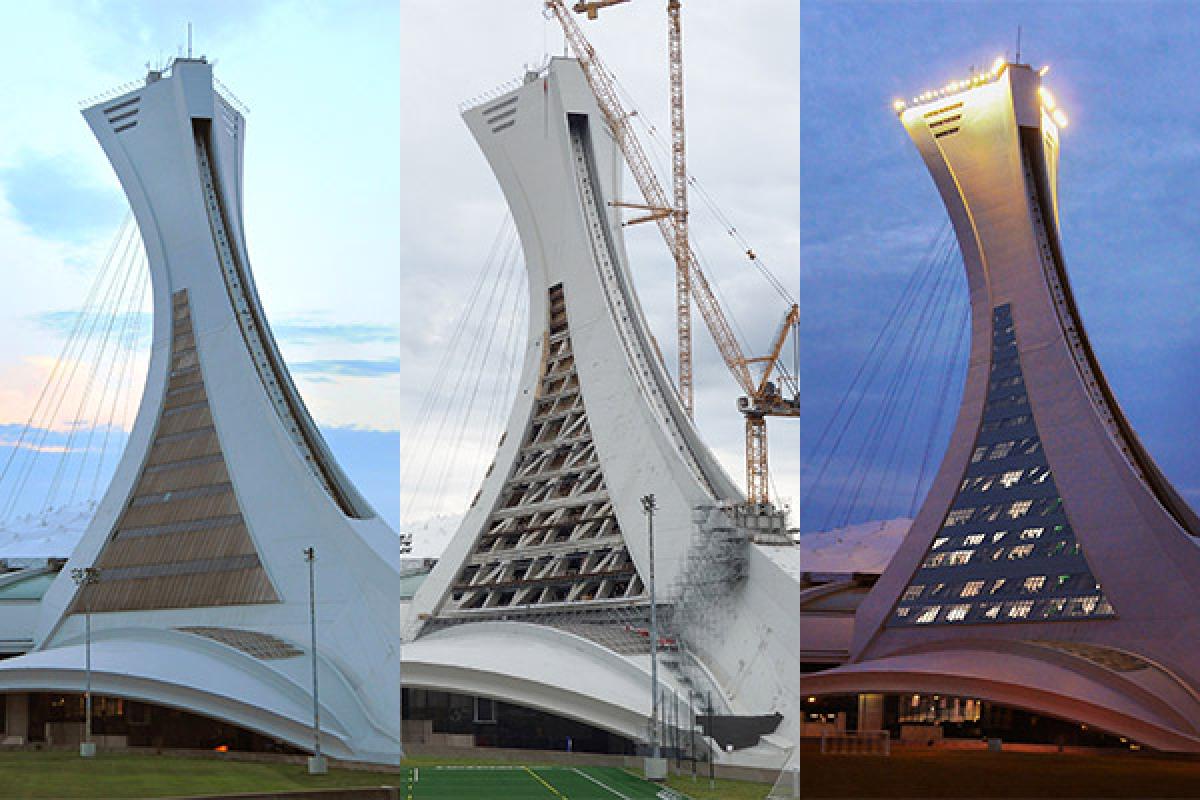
[{"x1": 400, "y1": 765, "x2": 689, "y2": 799}]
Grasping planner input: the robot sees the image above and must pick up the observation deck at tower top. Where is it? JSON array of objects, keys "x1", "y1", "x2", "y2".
[
  {"x1": 81, "y1": 55, "x2": 250, "y2": 119},
  {"x1": 891, "y1": 57, "x2": 1069, "y2": 132}
]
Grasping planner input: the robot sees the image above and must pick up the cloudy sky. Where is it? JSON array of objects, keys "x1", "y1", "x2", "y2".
[
  {"x1": 399, "y1": 1, "x2": 800, "y2": 544},
  {"x1": 802, "y1": 2, "x2": 1200, "y2": 532},
  {"x1": 0, "y1": 1, "x2": 400, "y2": 527}
]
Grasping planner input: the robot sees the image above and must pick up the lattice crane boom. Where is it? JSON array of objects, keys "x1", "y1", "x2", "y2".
[
  {"x1": 549, "y1": 0, "x2": 795, "y2": 506},
  {"x1": 667, "y1": 0, "x2": 693, "y2": 419},
  {"x1": 549, "y1": 0, "x2": 751, "y2": 394}
]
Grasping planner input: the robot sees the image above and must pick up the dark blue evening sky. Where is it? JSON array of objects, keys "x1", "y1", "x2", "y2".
[{"x1": 801, "y1": 1, "x2": 1200, "y2": 532}]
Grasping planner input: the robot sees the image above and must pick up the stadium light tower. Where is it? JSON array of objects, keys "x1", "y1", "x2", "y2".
[
  {"x1": 304, "y1": 547, "x2": 326, "y2": 775},
  {"x1": 642, "y1": 493, "x2": 667, "y2": 781},
  {"x1": 69, "y1": 566, "x2": 101, "y2": 758}
]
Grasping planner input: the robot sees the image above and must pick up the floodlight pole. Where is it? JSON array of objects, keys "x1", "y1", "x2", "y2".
[
  {"x1": 689, "y1": 688, "x2": 697, "y2": 781},
  {"x1": 399, "y1": 531, "x2": 412, "y2": 764},
  {"x1": 643, "y1": 494, "x2": 660, "y2": 759},
  {"x1": 70, "y1": 566, "x2": 100, "y2": 759},
  {"x1": 640, "y1": 493, "x2": 667, "y2": 781},
  {"x1": 305, "y1": 547, "x2": 327, "y2": 775}
]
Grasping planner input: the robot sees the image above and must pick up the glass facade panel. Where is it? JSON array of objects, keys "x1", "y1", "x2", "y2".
[{"x1": 889, "y1": 304, "x2": 1115, "y2": 627}]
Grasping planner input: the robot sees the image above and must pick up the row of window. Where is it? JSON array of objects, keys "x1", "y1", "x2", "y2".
[
  {"x1": 979, "y1": 413, "x2": 1032, "y2": 433},
  {"x1": 991, "y1": 374, "x2": 1024, "y2": 390},
  {"x1": 894, "y1": 594, "x2": 1113, "y2": 625},
  {"x1": 958, "y1": 466, "x2": 1052, "y2": 494},
  {"x1": 984, "y1": 393, "x2": 1030, "y2": 414},
  {"x1": 970, "y1": 437, "x2": 1042, "y2": 464},
  {"x1": 932, "y1": 524, "x2": 1063, "y2": 552},
  {"x1": 921, "y1": 537, "x2": 1081, "y2": 569},
  {"x1": 942, "y1": 496, "x2": 1063, "y2": 529},
  {"x1": 903, "y1": 571, "x2": 1098, "y2": 602}
]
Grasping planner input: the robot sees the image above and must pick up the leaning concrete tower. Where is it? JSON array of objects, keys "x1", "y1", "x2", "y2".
[
  {"x1": 805, "y1": 59, "x2": 1200, "y2": 752},
  {"x1": 404, "y1": 57, "x2": 798, "y2": 766},
  {"x1": 0, "y1": 59, "x2": 401, "y2": 764}
]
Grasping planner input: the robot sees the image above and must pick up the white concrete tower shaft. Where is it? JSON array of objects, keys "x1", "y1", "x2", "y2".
[{"x1": 11, "y1": 59, "x2": 403, "y2": 764}]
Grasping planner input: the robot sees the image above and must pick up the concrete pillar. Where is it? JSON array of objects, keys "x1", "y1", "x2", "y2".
[{"x1": 857, "y1": 693, "x2": 884, "y2": 732}]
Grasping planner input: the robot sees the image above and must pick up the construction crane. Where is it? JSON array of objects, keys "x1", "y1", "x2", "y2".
[
  {"x1": 550, "y1": 0, "x2": 799, "y2": 506},
  {"x1": 573, "y1": 0, "x2": 693, "y2": 419}
]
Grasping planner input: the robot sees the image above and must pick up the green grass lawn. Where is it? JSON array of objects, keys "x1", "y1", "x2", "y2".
[
  {"x1": 0, "y1": 751, "x2": 395, "y2": 799},
  {"x1": 0, "y1": 751, "x2": 775, "y2": 799},
  {"x1": 803, "y1": 749, "x2": 1200, "y2": 798}
]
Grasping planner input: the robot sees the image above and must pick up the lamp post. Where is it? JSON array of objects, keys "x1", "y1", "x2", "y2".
[
  {"x1": 400, "y1": 531, "x2": 412, "y2": 764},
  {"x1": 641, "y1": 494, "x2": 666, "y2": 781},
  {"x1": 304, "y1": 547, "x2": 327, "y2": 775},
  {"x1": 69, "y1": 566, "x2": 101, "y2": 759}
]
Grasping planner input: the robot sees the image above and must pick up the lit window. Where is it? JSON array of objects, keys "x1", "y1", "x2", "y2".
[
  {"x1": 932, "y1": 536, "x2": 950, "y2": 550},
  {"x1": 902, "y1": 586, "x2": 924, "y2": 602},
  {"x1": 1007, "y1": 500, "x2": 1033, "y2": 519},
  {"x1": 1043, "y1": 598, "x2": 1067, "y2": 617},
  {"x1": 988, "y1": 578, "x2": 1007, "y2": 595},
  {"x1": 945, "y1": 509, "x2": 974, "y2": 527},
  {"x1": 1007, "y1": 544, "x2": 1034, "y2": 560},
  {"x1": 895, "y1": 607, "x2": 911, "y2": 618},
  {"x1": 928, "y1": 583, "x2": 947, "y2": 597},
  {"x1": 915, "y1": 607, "x2": 939, "y2": 624},
  {"x1": 964, "y1": 533, "x2": 985, "y2": 546},
  {"x1": 989, "y1": 442, "x2": 1015, "y2": 460},
  {"x1": 946, "y1": 604, "x2": 971, "y2": 622},
  {"x1": 1069, "y1": 596, "x2": 1099, "y2": 616},
  {"x1": 948, "y1": 550, "x2": 974, "y2": 566},
  {"x1": 1020, "y1": 527, "x2": 1044, "y2": 540},
  {"x1": 971, "y1": 446, "x2": 988, "y2": 463},
  {"x1": 1008, "y1": 600, "x2": 1034, "y2": 618},
  {"x1": 991, "y1": 531, "x2": 1008, "y2": 543},
  {"x1": 1021, "y1": 439, "x2": 1042, "y2": 454},
  {"x1": 1000, "y1": 470, "x2": 1023, "y2": 488},
  {"x1": 1033, "y1": 468, "x2": 1051, "y2": 484},
  {"x1": 1023, "y1": 575, "x2": 1046, "y2": 592},
  {"x1": 977, "y1": 476, "x2": 995, "y2": 492},
  {"x1": 961, "y1": 580, "x2": 985, "y2": 598},
  {"x1": 1056, "y1": 573, "x2": 1071, "y2": 586},
  {"x1": 983, "y1": 604, "x2": 1002, "y2": 619}
]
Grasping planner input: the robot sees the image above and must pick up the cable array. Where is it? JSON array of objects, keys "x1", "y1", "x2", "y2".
[
  {"x1": 802, "y1": 223, "x2": 970, "y2": 533},
  {"x1": 0, "y1": 216, "x2": 151, "y2": 523},
  {"x1": 399, "y1": 213, "x2": 528, "y2": 528}
]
